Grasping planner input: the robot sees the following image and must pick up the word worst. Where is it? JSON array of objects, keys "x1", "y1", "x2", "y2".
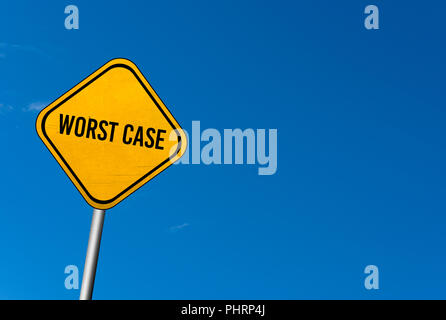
[{"x1": 59, "y1": 114, "x2": 167, "y2": 149}]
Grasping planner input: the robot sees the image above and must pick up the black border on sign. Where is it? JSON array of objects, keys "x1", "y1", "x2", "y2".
[{"x1": 40, "y1": 62, "x2": 182, "y2": 205}]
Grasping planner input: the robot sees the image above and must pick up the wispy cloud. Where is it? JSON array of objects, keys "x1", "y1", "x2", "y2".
[
  {"x1": 0, "y1": 103, "x2": 13, "y2": 115},
  {"x1": 0, "y1": 103, "x2": 13, "y2": 112},
  {"x1": 24, "y1": 101, "x2": 47, "y2": 112},
  {"x1": 0, "y1": 42, "x2": 49, "y2": 59},
  {"x1": 169, "y1": 223, "x2": 190, "y2": 232}
]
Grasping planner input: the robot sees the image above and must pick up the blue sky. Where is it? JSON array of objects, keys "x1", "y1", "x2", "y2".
[{"x1": 1, "y1": 0, "x2": 446, "y2": 299}]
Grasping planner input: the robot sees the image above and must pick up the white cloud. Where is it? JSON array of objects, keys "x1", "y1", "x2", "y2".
[
  {"x1": 0, "y1": 42, "x2": 50, "y2": 60},
  {"x1": 25, "y1": 101, "x2": 47, "y2": 112},
  {"x1": 0, "y1": 103, "x2": 13, "y2": 112},
  {"x1": 169, "y1": 223, "x2": 190, "y2": 232}
]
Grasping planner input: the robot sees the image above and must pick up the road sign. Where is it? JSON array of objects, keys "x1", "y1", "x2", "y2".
[{"x1": 36, "y1": 58, "x2": 187, "y2": 210}]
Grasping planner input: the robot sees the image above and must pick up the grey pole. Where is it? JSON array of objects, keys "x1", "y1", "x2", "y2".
[{"x1": 80, "y1": 208, "x2": 105, "y2": 300}]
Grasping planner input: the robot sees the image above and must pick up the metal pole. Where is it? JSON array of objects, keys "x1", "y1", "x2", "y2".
[{"x1": 80, "y1": 208, "x2": 105, "y2": 300}]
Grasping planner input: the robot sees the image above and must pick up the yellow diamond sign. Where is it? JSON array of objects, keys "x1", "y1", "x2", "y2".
[{"x1": 36, "y1": 58, "x2": 187, "y2": 209}]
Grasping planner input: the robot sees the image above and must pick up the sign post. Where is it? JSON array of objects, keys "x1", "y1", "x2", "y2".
[
  {"x1": 36, "y1": 58, "x2": 187, "y2": 299},
  {"x1": 80, "y1": 209, "x2": 105, "y2": 300}
]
